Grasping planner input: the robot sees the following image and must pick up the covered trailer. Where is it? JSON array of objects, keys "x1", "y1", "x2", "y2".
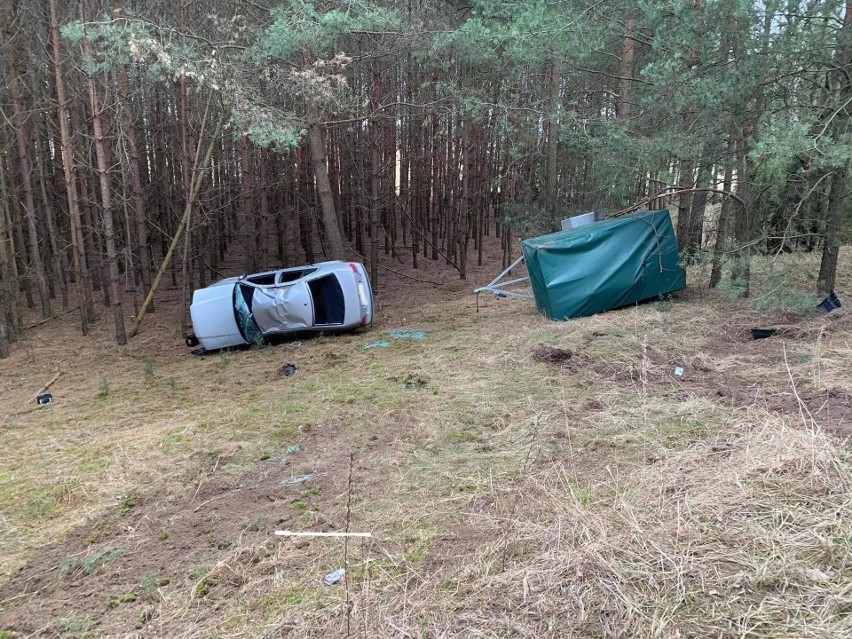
[{"x1": 520, "y1": 209, "x2": 685, "y2": 320}]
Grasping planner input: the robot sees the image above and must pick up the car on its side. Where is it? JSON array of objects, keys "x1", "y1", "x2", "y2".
[{"x1": 188, "y1": 261, "x2": 373, "y2": 352}]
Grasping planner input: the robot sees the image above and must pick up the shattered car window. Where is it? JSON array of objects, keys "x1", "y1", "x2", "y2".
[{"x1": 234, "y1": 284, "x2": 264, "y2": 345}]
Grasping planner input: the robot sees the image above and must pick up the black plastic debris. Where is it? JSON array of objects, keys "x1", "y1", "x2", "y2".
[
  {"x1": 280, "y1": 363, "x2": 298, "y2": 378},
  {"x1": 817, "y1": 291, "x2": 841, "y2": 314},
  {"x1": 36, "y1": 393, "x2": 53, "y2": 405},
  {"x1": 191, "y1": 347, "x2": 210, "y2": 357},
  {"x1": 751, "y1": 328, "x2": 777, "y2": 340}
]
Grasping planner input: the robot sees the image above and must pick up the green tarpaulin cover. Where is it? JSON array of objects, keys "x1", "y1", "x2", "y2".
[{"x1": 521, "y1": 209, "x2": 686, "y2": 320}]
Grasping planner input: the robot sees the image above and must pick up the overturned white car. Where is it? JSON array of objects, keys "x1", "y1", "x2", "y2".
[{"x1": 188, "y1": 261, "x2": 373, "y2": 351}]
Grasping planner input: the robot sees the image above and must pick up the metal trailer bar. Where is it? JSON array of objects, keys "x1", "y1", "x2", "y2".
[{"x1": 474, "y1": 256, "x2": 534, "y2": 300}]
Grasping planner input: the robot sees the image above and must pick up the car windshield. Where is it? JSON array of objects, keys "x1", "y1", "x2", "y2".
[
  {"x1": 308, "y1": 275, "x2": 345, "y2": 324},
  {"x1": 234, "y1": 284, "x2": 264, "y2": 344}
]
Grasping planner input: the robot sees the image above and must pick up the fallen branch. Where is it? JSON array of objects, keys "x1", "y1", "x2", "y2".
[
  {"x1": 128, "y1": 118, "x2": 221, "y2": 339},
  {"x1": 24, "y1": 306, "x2": 79, "y2": 331},
  {"x1": 31, "y1": 369, "x2": 63, "y2": 402}
]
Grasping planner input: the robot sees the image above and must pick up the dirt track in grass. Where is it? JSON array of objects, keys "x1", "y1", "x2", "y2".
[{"x1": 1, "y1": 241, "x2": 851, "y2": 638}]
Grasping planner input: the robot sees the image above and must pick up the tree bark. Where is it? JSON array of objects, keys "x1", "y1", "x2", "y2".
[
  {"x1": 710, "y1": 140, "x2": 735, "y2": 288},
  {"x1": 616, "y1": 19, "x2": 635, "y2": 119},
  {"x1": 544, "y1": 61, "x2": 560, "y2": 222},
  {"x1": 817, "y1": 163, "x2": 847, "y2": 293},
  {"x1": 305, "y1": 102, "x2": 347, "y2": 261},
  {"x1": 81, "y1": 18, "x2": 126, "y2": 345},
  {"x1": 817, "y1": 1, "x2": 852, "y2": 293},
  {"x1": 369, "y1": 63, "x2": 382, "y2": 289},
  {"x1": 113, "y1": 0, "x2": 153, "y2": 305},
  {"x1": 3, "y1": 0, "x2": 51, "y2": 319}
]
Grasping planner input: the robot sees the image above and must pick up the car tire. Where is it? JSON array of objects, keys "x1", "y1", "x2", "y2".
[{"x1": 185, "y1": 334, "x2": 200, "y2": 347}]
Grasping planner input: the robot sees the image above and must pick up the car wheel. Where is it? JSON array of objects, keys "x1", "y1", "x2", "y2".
[{"x1": 185, "y1": 334, "x2": 200, "y2": 347}]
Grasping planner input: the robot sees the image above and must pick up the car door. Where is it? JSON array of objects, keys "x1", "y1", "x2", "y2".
[{"x1": 248, "y1": 280, "x2": 314, "y2": 334}]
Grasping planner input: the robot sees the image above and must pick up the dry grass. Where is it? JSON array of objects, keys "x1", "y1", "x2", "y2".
[{"x1": 0, "y1": 247, "x2": 850, "y2": 637}]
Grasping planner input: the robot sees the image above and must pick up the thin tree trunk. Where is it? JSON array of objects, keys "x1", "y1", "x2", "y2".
[
  {"x1": 113, "y1": 0, "x2": 153, "y2": 306},
  {"x1": 305, "y1": 102, "x2": 347, "y2": 260},
  {"x1": 82, "y1": 18, "x2": 126, "y2": 344},
  {"x1": 731, "y1": 130, "x2": 753, "y2": 296},
  {"x1": 3, "y1": 0, "x2": 50, "y2": 318},
  {"x1": 0, "y1": 158, "x2": 15, "y2": 357},
  {"x1": 818, "y1": 1, "x2": 852, "y2": 293},
  {"x1": 369, "y1": 66, "x2": 382, "y2": 290},
  {"x1": 817, "y1": 163, "x2": 847, "y2": 293},
  {"x1": 710, "y1": 141, "x2": 735, "y2": 288},
  {"x1": 544, "y1": 61, "x2": 560, "y2": 222},
  {"x1": 617, "y1": 19, "x2": 635, "y2": 118}
]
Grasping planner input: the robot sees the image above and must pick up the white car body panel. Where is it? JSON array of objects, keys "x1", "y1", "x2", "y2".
[{"x1": 189, "y1": 285, "x2": 248, "y2": 351}]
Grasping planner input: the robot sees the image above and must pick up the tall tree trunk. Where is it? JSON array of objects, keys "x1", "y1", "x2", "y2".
[
  {"x1": 710, "y1": 141, "x2": 735, "y2": 288},
  {"x1": 817, "y1": 163, "x2": 847, "y2": 293},
  {"x1": 818, "y1": 1, "x2": 852, "y2": 293},
  {"x1": 113, "y1": 0, "x2": 153, "y2": 307},
  {"x1": 676, "y1": 158, "x2": 694, "y2": 248},
  {"x1": 616, "y1": 19, "x2": 636, "y2": 119},
  {"x1": 3, "y1": 0, "x2": 51, "y2": 318},
  {"x1": 731, "y1": 130, "x2": 754, "y2": 296},
  {"x1": 33, "y1": 116, "x2": 68, "y2": 309},
  {"x1": 82, "y1": 20, "x2": 126, "y2": 345},
  {"x1": 369, "y1": 65, "x2": 382, "y2": 290},
  {"x1": 305, "y1": 102, "x2": 347, "y2": 261},
  {"x1": 544, "y1": 61, "x2": 560, "y2": 222},
  {"x1": 238, "y1": 135, "x2": 257, "y2": 272},
  {"x1": 0, "y1": 159, "x2": 15, "y2": 357},
  {"x1": 686, "y1": 162, "x2": 711, "y2": 257}
]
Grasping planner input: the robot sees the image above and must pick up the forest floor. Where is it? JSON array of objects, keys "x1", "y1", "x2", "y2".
[{"x1": 1, "y1": 239, "x2": 851, "y2": 638}]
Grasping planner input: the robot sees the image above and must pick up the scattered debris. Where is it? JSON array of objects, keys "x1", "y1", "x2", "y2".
[
  {"x1": 322, "y1": 568, "x2": 346, "y2": 585},
  {"x1": 532, "y1": 345, "x2": 574, "y2": 367},
  {"x1": 751, "y1": 328, "x2": 778, "y2": 340},
  {"x1": 36, "y1": 393, "x2": 53, "y2": 405},
  {"x1": 389, "y1": 329, "x2": 426, "y2": 340},
  {"x1": 363, "y1": 341, "x2": 390, "y2": 349},
  {"x1": 403, "y1": 374, "x2": 428, "y2": 389},
  {"x1": 388, "y1": 374, "x2": 430, "y2": 388},
  {"x1": 31, "y1": 369, "x2": 63, "y2": 403},
  {"x1": 673, "y1": 367, "x2": 685, "y2": 377},
  {"x1": 281, "y1": 473, "x2": 312, "y2": 485},
  {"x1": 279, "y1": 363, "x2": 298, "y2": 378},
  {"x1": 817, "y1": 291, "x2": 841, "y2": 314},
  {"x1": 801, "y1": 567, "x2": 836, "y2": 583},
  {"x1": 285, "y1": 444, "x2": 302, "y2": 454},
  {"x1": 191, "y1": 347, "x2": 210, "y2": 356},
  {"x1": 275, "y1": 531, "x2": 372, "y2": 538}
]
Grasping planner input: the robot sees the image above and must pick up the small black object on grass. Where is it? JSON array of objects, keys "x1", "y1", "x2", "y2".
[
  {"x1": 191, "y1": 347, "x2": 210, "y2": 357},
  {"x1": 817, "y1": 291, "x2": 841, "y2": 314},
  {"x1": 36, "y1": 393, "x2": 53, "y2": 405},
  {"x1": 751, "y1": 328, "x2": 777, "y2": 340},
  {"x1": 280, "y1": 363, "x2": 298, "y2": 378}
]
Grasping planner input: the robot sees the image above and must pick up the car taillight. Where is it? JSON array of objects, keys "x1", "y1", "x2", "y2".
[{"x1": 349, "y1": 263, "x2": 359, "y2": 273}]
